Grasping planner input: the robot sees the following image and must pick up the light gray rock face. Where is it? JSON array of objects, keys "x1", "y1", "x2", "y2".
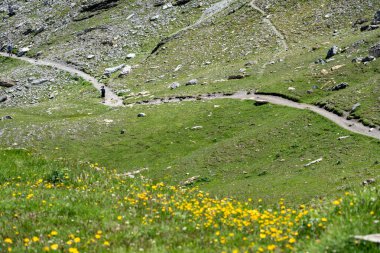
[{"x1": 104, "y1": 64, "x2": 125, "y2": 75}]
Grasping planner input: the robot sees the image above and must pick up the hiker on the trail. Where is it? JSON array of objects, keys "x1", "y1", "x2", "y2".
[
  {"x1": 100, "y1": 86, "x2": 106, "y2": 99},
  {"x1": 7, "y1": 43, "x2": 13, "y2": 56}
]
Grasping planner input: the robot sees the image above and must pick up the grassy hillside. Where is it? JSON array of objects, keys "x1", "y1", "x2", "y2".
[
  {"x1": 0, "y1": 149, "x2": 379, "y2": 252},
  {"x1": 1, "y1": 78, "x2": 379, "y2": 203}
]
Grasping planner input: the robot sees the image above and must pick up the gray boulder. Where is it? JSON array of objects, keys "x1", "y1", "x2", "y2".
[
  {"x1": 169, "y1": 82, "x2": 180, "y2": 89},
  {"x1": 331, "y1": 82, "x2": 348, "y2": 91},
  {"x1": 326, "y1": 45, "x2": 339, "y2": 59},
  {"x1": 185, "y1": 79, "x2": 198, "y2": 86}
]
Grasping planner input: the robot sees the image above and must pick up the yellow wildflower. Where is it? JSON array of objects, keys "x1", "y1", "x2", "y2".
[{"x1": 4, "y1": 238, "x2": 13, "y2": 244}]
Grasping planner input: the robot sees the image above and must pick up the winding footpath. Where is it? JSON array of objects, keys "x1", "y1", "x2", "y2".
[
  {"x1": 1, "y1": 54, "x2": 380, "y2": 140},
  {"x1": 249, "y1": 0, "x2": 288, "y2": 74},
  {"x1": 151, "y1": 0, "x2": 237, "y2": 54},
  {"x1": 0, "y1": 52, "x2": 123, "y2": 107}
]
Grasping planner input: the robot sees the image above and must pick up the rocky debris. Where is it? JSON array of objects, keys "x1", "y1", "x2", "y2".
[
  {"x1": 191, "y1": 126, "x2": 203, "y2": 130},
  {"x1": 351, "y1": 102, "x2": 361, "y2": 112},
  {"x1": 87, "y1": 54, "x2": 95, "y2": 59},
  {"x1": 80, "y1": 0, "x2": 120, "y2": 13},
  {"x1": 104, "y1": 64, "x2": 125, "y2": 76},
  {"x1": 185, "y1": 79, "x2": 198, "y2": 86},
  {"x1": 254, "y1": 99, "x2": 269, "y2": 106},
  {"x1": 181, "y1": 175, "x2": 200, "y2": 186},
  {"x1": 169, "y1": 82, "x2": 180, "y2": 89},
  {"x1": 337, "y1": 136, "x2": 350, "y2": 140},
  {"x1": 331, "y1": 82, "x2": 348, "y2": 91},
  {"x1": 304, "y1": 158, "x2": 323, "y2": 167},
  {"x1": 354, "y1": 234, "x2": 380, "y2": 244},
  {"x1": 369, "y1": 43, "x2": 380, "y2": 57},
  {"x1": 30, "y1": 79, "x2": 49, "y2": 85},
  {"x1": 0, "y1": 96, "x2": 7, "y2": 103},
  {"x1": 0, "y1": 79, "x2": 16, "y2": 88},
  {"x1": 326, "y1": 45, "x2": 339, "y2": 59},
  {"x1": 119, "y1": 65, "x2": 132, "y2": 76},
  {"x1": 137, "y1": 113, "x2": 146, "y2": 117},
  {"x1": 362, "y1": 178, "x2": 376, "y2": 186},
  {"x1": 103, "y1": 119, "x2": 114, "y2": 124},
  {"x1": 173, "y1": 0, "x2": 192, "y2": 6},
  {"x1": 288, "y1": 87, "x2": 296, "y2": 91},
  {"x1": 126, "y1": 53, "x2": 136, "y2": 59}
]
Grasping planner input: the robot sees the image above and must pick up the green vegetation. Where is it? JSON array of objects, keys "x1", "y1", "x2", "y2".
[{"x1": 0, "y1": 149, "x2": 379, "y2": 252}]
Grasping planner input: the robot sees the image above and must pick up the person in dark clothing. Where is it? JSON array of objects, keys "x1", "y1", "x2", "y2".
[
  {"x1": 7, "y1": 43, "x2": 13, "y2": 56},
  {"x1": 100, "y1": 86, "x2": 106, "y2": 99}
]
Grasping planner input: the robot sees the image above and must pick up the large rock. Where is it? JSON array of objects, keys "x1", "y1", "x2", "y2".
[
  {"x1": 331, "y1": 82, "x2": 348, "y2": 91},
  {"x1": 80, "y1": 0, "x2": 120, "y2": 13},
  {"x1": 374, "y1": 10, "x2": 380, "y2": 23},
  {"x1": 0, "y1": 79, "x2": 16, "y2": 88},
  {"x1": 369, "y1": 43, "x2": 380, "y2": 57},
  {"x1": 326, "y1": 45, "x2": 339, "y2": 59},
  {"x1": 17, "y1": 47, "x2": 30, "y2": 57},
  {"x1": 104, "y1": 64, "x2": 125, "y2": 75},
  {"x1": 185, "y1": 79, "x2": 198, "y2": 86}
]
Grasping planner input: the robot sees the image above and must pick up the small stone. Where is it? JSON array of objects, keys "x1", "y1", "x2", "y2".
[
  {"x1": 169, "y1": 82, "x2": 180, "y2": 89},
  {"x1": 362, "y1": 178, "x2": 376, "y2": 186},
  {"x1": 126, "y1": 53, "x2": 136, "y2": 59},
  {"x1": 87, "y1": 54, "x2": 95, "y2": 59},
  {"x1": 185, "y1": 79, "x2": 198, "y2": 86},
  {"x1": 351, "y1": 102, "x2": 361, "y2": 112},
  {"x1": 138, "y1": 113, "x2": 146, "y2": 117},
  {"x1": 191, "y1": 126, "x2": 203, "y2": 130}
]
